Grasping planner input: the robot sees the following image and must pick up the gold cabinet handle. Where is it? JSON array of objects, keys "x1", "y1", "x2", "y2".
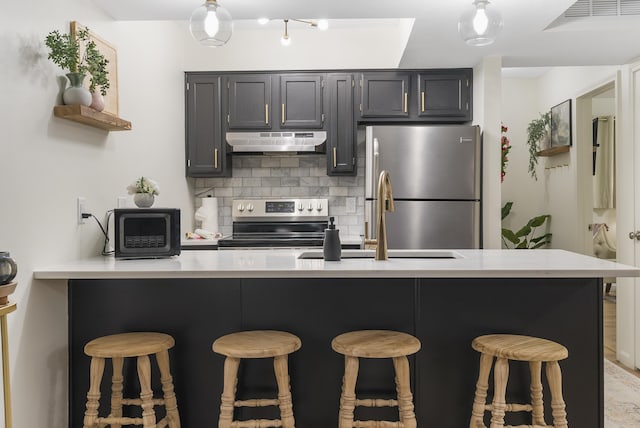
[
  {"x1": 333, "y1": 147, "x2": 337, "y2": 168},
  {"x1": 404, "y1": 92, "x2": 408, "y2": 113},
  {"x1": 421, "y1": 91, "x2": 425, "y2": 112},
  {"x1": 281, "y1": 103, "x2": 285, "y2": 124},
  {"x1": 265, "y1": 104, "x2": 269, "y2": 125},
  {"x1": 214, "y1": 148, "x2": 219, "y2": 169}
]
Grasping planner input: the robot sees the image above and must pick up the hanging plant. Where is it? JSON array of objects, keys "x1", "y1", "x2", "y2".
[
  {"x1": 501, "y1": 123, "x2": 510, "y2": 183},
  {"x1": 526, "y1": 112, "x2": 551, "y2": 180}
]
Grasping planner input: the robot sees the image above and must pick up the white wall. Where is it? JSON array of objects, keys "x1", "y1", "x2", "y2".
[
  {"x1": 0, "y1": 8, "x2": 419, "y2": 427},
  {"x1": 501, "y1": 66, "x2": 619, "y2": 252},
  {"x1": 473, "y1": 57, "x2": 502, "y2": 248},
  {"x1": 500, "y1": 77, "x2": 547, "y2": 241}
]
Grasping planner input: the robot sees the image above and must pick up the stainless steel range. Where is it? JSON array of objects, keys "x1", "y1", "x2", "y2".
[{"x1": 217, "y1": 198, "x2": 329, "y2": 249}]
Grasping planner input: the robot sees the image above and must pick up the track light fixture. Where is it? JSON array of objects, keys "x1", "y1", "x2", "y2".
[
  {"x1": 281, "y1": 19, "x2": 291, "y2": 46},
  {"x1": 276, "y1": 18, "x2": 329, "y2": 47}
]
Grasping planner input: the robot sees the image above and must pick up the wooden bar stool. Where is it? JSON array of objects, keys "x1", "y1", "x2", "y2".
[
  {"x1": 331, "y1": 330, "x2": 421, "y2": 428},
  {"x1": 82, "y1": 332, "x2": 181, "y2": 428},
  {"x1": 212, "y1": 330, "x2": 302, "y2": 428},
  {"x1": 469, "y1": 334, "x2": 569, "y2": 428}
]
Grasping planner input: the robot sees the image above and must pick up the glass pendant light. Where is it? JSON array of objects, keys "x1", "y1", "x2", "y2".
[
  {"x1": 458, "y1": 0, "x2": 503, "y2": 46},
  {"x1": 190, "y1": 0, "x2": 233, "y2": 47},
  {"x1": 281, "y1": 19, "x2": 291, "y2": 46}
]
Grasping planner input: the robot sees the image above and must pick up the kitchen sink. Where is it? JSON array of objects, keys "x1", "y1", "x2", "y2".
[{"x1": 297, "y1": 249, "x2": 463, "y2": 260}]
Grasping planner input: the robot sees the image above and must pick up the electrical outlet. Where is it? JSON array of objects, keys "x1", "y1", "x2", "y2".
[
  {"x1": 117, "y1": 196, "x2": 127, "y2": 208},
  {"x1": 77, "y1": 197, "x2": 86, "y2": 225}
]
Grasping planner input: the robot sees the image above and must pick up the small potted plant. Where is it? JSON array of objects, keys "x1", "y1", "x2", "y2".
[
  {"x1": 526, "y1": 112, "x2": 551, "y2": 180},
  {"x1": 127, "y1": 177, "x2": 160, "y2": 208},
  {"x1": 45, "y1": 27, "x2": 110, "y2": 109}
]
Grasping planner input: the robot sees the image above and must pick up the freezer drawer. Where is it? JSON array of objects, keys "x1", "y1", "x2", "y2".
[{"x1": 366, "y1": 200, "x2": 480, "y2": 249}]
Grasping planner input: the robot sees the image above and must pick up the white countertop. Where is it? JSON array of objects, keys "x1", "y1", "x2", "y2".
[{"x1": 33, "y1": 249, "x2": 640, "y2": 279}]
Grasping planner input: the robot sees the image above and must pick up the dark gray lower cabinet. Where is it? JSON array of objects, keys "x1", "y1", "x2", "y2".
[
  {"x1": 327, "y1": 73, "x2": 356, "y2": 175},
  {"x1": 68, "y1": 277, "x2": 603, "y2": 428},
  {"x1": 185, "y1": 74, "x2": 229, "y2": 177}
]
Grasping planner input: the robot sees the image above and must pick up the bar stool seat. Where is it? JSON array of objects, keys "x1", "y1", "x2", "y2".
[
  {"x1": 83, "y1": 332, "x2": 180, "y2": 428},
  {"x1": 213, "y1": 330, "x2": 301, "y2": 428},
  {"x1": 332, "y1": 330, "x2": 421, "y2": 428},
  {"x1": 469, "y1": 334, "x2": 569, "y2": 428}
]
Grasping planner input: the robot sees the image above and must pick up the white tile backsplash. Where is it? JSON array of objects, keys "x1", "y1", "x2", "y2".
[{"x1": 194, "y1": 145, "x2": 366, "y2": 237}]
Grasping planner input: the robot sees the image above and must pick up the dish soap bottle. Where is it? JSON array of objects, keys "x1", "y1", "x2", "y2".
[{"x1": 323, "y1": 216, "x2": 341, "y2": 261}]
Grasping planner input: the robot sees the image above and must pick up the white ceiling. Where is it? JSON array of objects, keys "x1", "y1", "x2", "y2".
[{"x1": 93, "y1": 0, "x2": 640, "y2": 69}]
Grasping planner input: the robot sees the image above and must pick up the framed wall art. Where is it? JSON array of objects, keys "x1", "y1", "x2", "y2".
[
  {"x1": 70, "y1": 21, "x2": 119, "y2": 116},
  {"x1": 550, "y1": 99, "x2": 572, "y2": 147}
]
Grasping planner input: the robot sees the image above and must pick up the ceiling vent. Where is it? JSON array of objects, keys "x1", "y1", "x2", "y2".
[{"x1": 564, "y1": 0, "x2": 640, "y2": 17}]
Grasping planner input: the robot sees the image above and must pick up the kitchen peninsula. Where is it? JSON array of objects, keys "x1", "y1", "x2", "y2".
[{"x1": 34, "y1": 249, "x2": 639, "y2": 428}]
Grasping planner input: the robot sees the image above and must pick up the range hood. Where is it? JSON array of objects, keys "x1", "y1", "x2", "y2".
[{"x1": 226, "y1": 131, "x2": 327, "y2": 154}]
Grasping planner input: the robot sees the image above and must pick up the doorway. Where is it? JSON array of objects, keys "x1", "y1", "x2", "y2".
[{"x1": 576, "y1": 79, "x2": 624, "y2": 367}]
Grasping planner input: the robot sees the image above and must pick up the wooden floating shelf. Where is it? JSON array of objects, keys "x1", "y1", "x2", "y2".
[
  {"x1": 537, "y1": 146, "x2": 570, "y2": 157},
  {"x1": 53, "y1": 105, "x2": 132, "y2": 131}
]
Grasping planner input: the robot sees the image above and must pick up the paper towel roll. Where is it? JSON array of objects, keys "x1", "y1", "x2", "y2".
[{"x1": 195, "y1": 197, "x2": 219, "y2": 234}]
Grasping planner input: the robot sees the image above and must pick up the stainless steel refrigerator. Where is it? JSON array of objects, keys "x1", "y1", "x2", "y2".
[{"x1": 365, "y1": 125, "x2": 482, "y2": 249}]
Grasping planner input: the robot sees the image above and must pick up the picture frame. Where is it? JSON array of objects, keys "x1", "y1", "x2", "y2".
[
  {"x1": 550, "y1": 99, "x2": 572, "y2": 147},
  {"x1": 70, "y1": 21, "x2": 119, "y2": 116}
]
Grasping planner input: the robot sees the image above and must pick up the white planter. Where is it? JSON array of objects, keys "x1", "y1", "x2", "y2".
[{"x1": 134, "y1": 193, "x2": 155, "y2": 208}]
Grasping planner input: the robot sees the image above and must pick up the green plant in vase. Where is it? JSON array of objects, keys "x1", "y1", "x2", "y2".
[{"x1": 45, "y1": 27, "x2": 110, "y2": 108}]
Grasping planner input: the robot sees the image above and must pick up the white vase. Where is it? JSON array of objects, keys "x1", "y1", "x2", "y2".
[
  {"x1": 134, "y1": 193, "x2": 155, "y2": 208},
  {"x1": 62, "y1": 73, "x2": 92, "y2": 107}
]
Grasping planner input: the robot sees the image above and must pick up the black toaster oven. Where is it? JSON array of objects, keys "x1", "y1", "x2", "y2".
[{"x1": 114, "y1": 208, "x2": 181, "y2": 258}]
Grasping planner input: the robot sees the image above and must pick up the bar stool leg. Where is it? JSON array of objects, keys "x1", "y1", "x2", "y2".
[
  {"x1": 137, "y1": 355, "x2": 157, "y2": 428},
  {"x1": 546, "y1": 361, "x2": 568, "y2": 428},
  {"x1": 83, "y1": 357, "x2": 105, "y2": 428},
  {"x1": 489, "y1": 357, "x2": 509, "y2": 428},
  {"x1": 469, "y1": 352, "x2": 493, "y2": 428},
  {"x1": 338, "y1": 355, "x2": 359, "y2": 428},
  {"x1": 110, "y1": 357, "x2": 124, "y2": 428},
  {"x1": 529, "y1": 360, "x2": 545, "y2": 426},
  {"x1": 157, "y1": 349, "x2": 181, "y2": 428},
  {"x1": 219, "y1": 357, "x2": 240, "y2": 428},
  {"x1": 393, "y1": 356, "x2": 417, "y2": 428},
  {"x1": 274, "y1": 355, "x2": 296, "y2": 428}
]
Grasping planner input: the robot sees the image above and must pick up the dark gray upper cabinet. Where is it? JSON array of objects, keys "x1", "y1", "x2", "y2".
[
  {"x1": 227, "y1": 74, "x2": 272, "y2": 129},
  {"x1": 417, "y1": 70, "x2": 472, "y2": 120},
  {"x1": 327, "y1": 73, "x2": 356, "y2": 175},
  {"x1": 358, "y1": 69, "x2": 472, "y2": 122},
  {"x1": 185, "y1": 74, "x2": 229, "y2": 177},
  {"x1": 360, "y1": 72, "x2": 411, "y2": 118},
  {"x1": 279, "y1": 74, "x2": 325, "y2": 129}
]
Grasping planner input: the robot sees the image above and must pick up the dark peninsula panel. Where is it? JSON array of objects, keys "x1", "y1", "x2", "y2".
[{"x1": 68, "y1": 276, "x2": 602, "y2": 428}]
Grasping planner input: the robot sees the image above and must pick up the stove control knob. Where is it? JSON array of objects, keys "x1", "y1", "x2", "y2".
[
  {"x1": 237, "y1": 204, "x2": 245, "y2": 212},
  {"x1": 307, "y1": 203, "x2": 313, "y2": 212},
  {"x1": 316, "y1": 203, "x2": 323, "y2": 212},
  {"x1": 298, "y1": 203, "x2": 304, "y2": 212},
  {"x1": 247, "y1": 204, "x2": 254, "y2": 212}
]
